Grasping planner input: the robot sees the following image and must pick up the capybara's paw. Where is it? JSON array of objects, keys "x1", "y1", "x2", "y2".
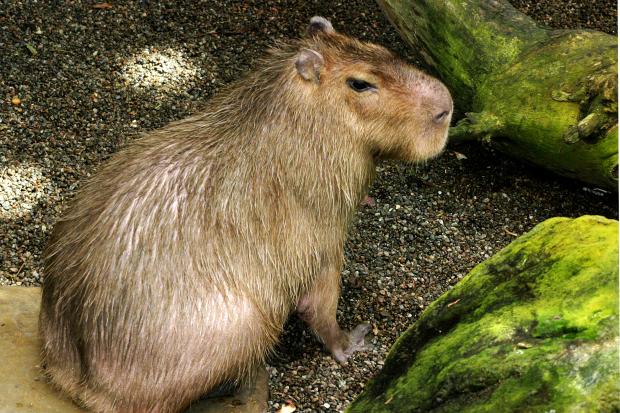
[
  {"x1": 332, "y1": 348, "x2": 349, "y2": 364},
  {"x1": 334, "y1": 323, "x2": 373, "y2": 365},
  {"x1": 346, "y1": 323, "x2": 372, "y2": 352}
]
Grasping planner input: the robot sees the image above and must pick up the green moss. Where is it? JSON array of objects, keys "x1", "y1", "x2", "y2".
[
  {"x1": 347, "y1": 216, "x2": 619, "y2": 413},
  {"x1": 380, "y1": 0, "x2": 546, "y2": 110},
  {"x1": 380, "y1": 0, "x2": 618, "y2": 190},
  {"x1": 472, "y1": 30, "x2": 618, "y2": 189}
]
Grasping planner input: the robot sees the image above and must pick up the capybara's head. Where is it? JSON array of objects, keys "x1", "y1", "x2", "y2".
[{"x1": 291, "y1": 16, "x2": 452, "y2": 161}]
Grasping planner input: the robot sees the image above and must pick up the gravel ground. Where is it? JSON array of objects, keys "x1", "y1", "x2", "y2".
[
  {"x1": 0, "y1": 1, "x2": 617, "y2": 412},
  {"x1": 510, "y1": 0, "x2": 617, "y2": 34}
]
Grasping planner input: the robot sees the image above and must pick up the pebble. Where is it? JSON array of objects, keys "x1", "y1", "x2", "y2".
[{"x1": 510, "y1": 0, "x2": 616, "y2": 34}]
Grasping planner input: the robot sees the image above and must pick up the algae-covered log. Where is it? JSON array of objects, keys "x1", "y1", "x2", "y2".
[
  {"x1": 378, "y1": 0, "x2": 618, "y2": 190},
  {"x1": 347, "y1": 215, "x2": 619, "y2": 412}
]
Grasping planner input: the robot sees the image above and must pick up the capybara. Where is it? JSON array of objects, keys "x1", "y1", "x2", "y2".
[{"x1": 39, "y1": 16, "x2": 452, "y2": 413}]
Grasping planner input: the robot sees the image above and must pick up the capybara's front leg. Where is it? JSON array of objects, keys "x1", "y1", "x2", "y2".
[{"x1": 297, "y1": 267, "x2": 371, "y2": 364}]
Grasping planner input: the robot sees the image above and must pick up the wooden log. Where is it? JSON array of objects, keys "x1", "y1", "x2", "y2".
[{"x1": 378, "y1": 0, "x2": 618, "y2": 190}]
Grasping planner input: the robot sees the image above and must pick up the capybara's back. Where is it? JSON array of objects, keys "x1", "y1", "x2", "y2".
[{"x1": 40, "y1": 17, "x2": 452, "y2": 412}]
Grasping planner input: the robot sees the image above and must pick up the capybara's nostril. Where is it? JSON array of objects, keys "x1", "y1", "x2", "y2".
[{"x1": 433, "y1": 109, "x2": 451, "y2": 124}]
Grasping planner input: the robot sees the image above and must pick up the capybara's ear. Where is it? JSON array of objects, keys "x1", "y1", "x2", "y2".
[
  {"x1": 295, "y1": 48, "x2": 324, "y2": 83},
  {"x1": 307, "y1": 16, "x2": 335, "y2": 37}
]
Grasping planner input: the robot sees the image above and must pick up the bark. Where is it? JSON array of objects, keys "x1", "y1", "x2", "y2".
[{"x1": 378, "y1": 0, "x2": 618, "y2": 190}]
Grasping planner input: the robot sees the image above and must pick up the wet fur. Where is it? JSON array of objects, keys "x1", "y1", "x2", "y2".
[{"x1": 40, "y1": 20, "x2": 451, "y2": 413}]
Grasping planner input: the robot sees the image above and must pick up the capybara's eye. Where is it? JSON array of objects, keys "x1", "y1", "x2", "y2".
[{"x1": 346, "y1": 78, "x2": 376, "y2": 92}]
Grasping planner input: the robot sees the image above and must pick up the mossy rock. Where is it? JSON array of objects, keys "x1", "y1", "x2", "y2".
[{"x1": 347, "y1": 215, "x2": 619, "y2": 413}]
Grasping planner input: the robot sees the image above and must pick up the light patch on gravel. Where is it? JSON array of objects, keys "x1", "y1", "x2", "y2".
[
  {"x1": 0, "y1": 164, "x2": 52, "y2": 220},
  {"x1": 119, "y1": 48, "x2": 200, "y2": 92}
]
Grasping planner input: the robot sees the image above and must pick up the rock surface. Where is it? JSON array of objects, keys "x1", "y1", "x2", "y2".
[
  {"x1": 0, "y1": 287, "x2": 268, "y2": 413},
  {"x1": 347, "y1": 215, "x2": 619, "y2": 413},
  {"x1": 0, "y1": 287, "x2": 81, "y2": 413}
]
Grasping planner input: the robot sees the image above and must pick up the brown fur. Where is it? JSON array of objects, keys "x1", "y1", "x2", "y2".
[{"x1": 39, "y1": 17, "x2": 452, "y2": 413}]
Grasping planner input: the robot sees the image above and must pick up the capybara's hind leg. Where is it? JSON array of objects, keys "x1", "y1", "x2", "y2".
[
  {"x1": 39, "y1": 308, "x2": 85, "y2": 404},
  {"x1": 76, "y1": 385, "x2": 182, "y2": 413}
]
